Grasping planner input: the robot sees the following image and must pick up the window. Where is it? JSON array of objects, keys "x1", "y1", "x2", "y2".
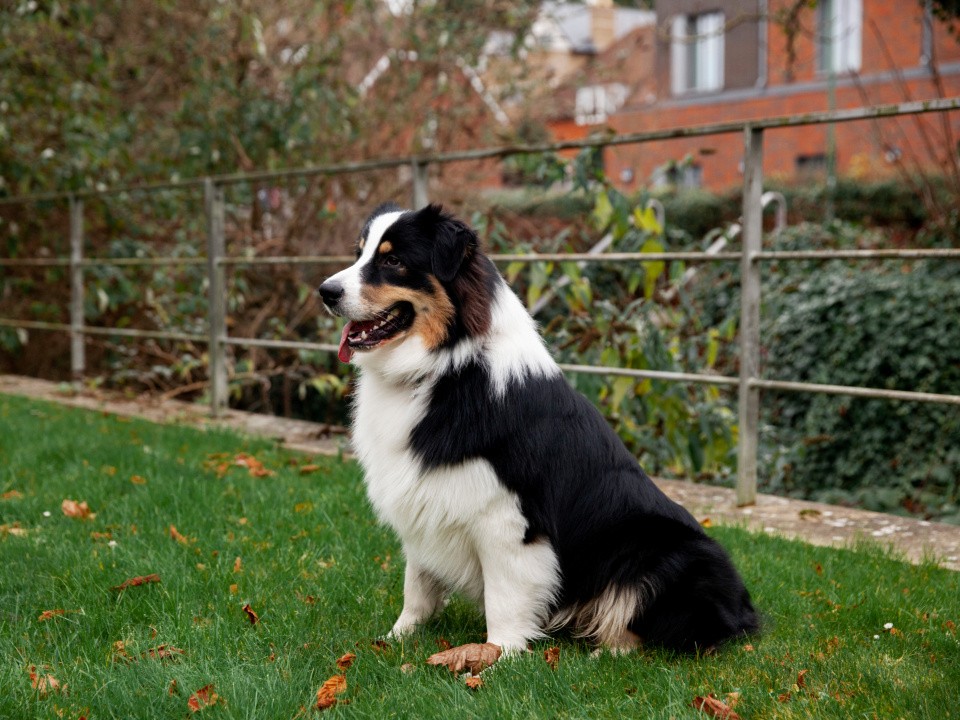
[
  {"x1": 651, "y1": 162, "x2": 702, "y2": 190},
  {"x1": 575, "y1": 83, "x2": 628, "y2": 126},
  {"x1": 818, "y1": 0, "x2": 862, "y2": 73},
  {"x1": 670, "y1": 11, "x2": 725, "y2": 95}
]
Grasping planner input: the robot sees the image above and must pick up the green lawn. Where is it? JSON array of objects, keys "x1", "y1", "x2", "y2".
[{"x1": 1, "y1": 392, "x2": 958, "y2": 719}]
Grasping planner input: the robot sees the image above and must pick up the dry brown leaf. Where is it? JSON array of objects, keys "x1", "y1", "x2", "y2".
[
  {"x1": 130, "y1": 475, "x2": 147, "y2": 485},
  {"x1": 336, "y1": 652, "x2": 356, "y2": 671},
  {"x1": 229, "y1": 584, "x2": 238, "y2": 595},
  {"x1": 0, "y1": 522, "x2": 27, "y2": 537},
  {"x1": 168, "y1": 679, "x2": 178, "y2": 696},
  {"x1": 426, "y1": 643, "x2": 502, "y2": 674},
  {"x1": 742, "y1": 643, "x2": 755, "y2": 652},
  {"x1": 544, "y1": 646, "x2": 560, "y2": 670},
  {"x1": 315, "y1": 674, "x2": 347, "y2": 710},
  {"x1": 436, "y1": 637, "x2": 452, "y2": 651},
  {"x1": 797, "y1": 669, "x2": 808, "y2": 689},
  {"x1": 725, "y1": 692, "x2": 741, "y2": 710},
  {"x1": 61, "y1": 499, "x2": 95, "y2": 520},
  {"x1": 464, "y1": 675, "x2": 484, "y2": 690},
  {"x1": 242, "y1": 603, "x2": 260, "y2": 625},
  {"x1": 187, "y1": 684, "x2": 219, "y2": 712},
  {"x1": 399, "y1": 663, "x2": 416, "y2": 674},
  {"x1": 692, "y1": 693, "x2": 741, "y2": 719},
  {"x1": 1, "y1": 489, "x2": 24, "y2": 500},
  {"x1": 142, "y1": 645, "x2": 185, "y2": 661},
  {"x1": 233, "y1": 556, "x2": 242, "y2": 573},
  {"x1": 370, "y1": 639, "x2": 389, "y2": 652},
  {"x1": 112, "y1": 573, "x2": 161, "y2": 591},
  {"x1": 778, "y1": 692, "x2": 792, "y2": 703},
  {"x1": 700, "y1": 517, "x2": 713, "y2": 528},
  {"x1": 169, "y1": 525, "x2": 189, "y2": 544},
  {"x1": 233, "y1": 453, "x2": 274, "y2": 477},
  {"x1": 29, "y1": 666, "x2": 65, "y2": 696},
  {"x1": 300, "y1": 464, "x2": 321, "y2": 475},
  {"x1": 37, "y1": 609, "x2": 68, "y2": 622}
]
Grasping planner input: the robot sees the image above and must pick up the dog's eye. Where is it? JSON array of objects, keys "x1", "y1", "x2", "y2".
[{"x1": 383, "y1": 255, "x2": 402, "y2": 268}]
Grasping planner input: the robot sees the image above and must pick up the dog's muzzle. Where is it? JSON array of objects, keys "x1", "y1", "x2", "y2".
[{"x1": 318, "y1": 280, "x2": 344, "y2": 311}]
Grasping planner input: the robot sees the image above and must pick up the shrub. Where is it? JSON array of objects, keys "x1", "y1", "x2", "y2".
[{"x1": 761, "y1": 259, "x2": 960, "y2": 523}]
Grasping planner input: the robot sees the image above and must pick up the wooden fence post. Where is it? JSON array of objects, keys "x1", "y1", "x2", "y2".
[
  {"x1": 737, "y1": 126, "x2": 764, "y2": 506},
  {"x1": 411, "y1": 160, "x2": 429, "y2": 209},
  {"x1": 68, "y1": 195, "x2": 85, "y2": 382},
  {"x1": 204, "y1": 179, "x2": 228, "y2": 416}
]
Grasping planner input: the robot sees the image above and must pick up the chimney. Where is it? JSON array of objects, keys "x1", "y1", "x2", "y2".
[{"x1": 588, "y1": 0, "x2": 616, "y2": 53}]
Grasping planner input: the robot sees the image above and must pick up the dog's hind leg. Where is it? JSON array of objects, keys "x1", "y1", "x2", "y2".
[{"x1": 388, "y1": 557, "x2": 446, "y2": 638}]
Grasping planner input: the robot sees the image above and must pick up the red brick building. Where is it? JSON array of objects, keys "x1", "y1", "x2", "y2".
[{"x1": 549, "y1": 0, "x2": 960, "y2": 190}]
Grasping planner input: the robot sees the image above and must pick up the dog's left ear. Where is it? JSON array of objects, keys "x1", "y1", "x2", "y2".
[{"x1": 418, "y1": 204, "x2": 477, "y2": 283}]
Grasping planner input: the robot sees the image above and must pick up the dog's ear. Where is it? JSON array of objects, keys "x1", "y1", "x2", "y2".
[{"x1": 417, "y1": 204, "x2": 477, "y2": 283}]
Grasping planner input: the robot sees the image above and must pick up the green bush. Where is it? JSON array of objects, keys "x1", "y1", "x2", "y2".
[{"x1": 761, "y1": 259, "x2": 960, "y2": 523}]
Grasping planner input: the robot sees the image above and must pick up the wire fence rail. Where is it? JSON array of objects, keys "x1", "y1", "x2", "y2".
[{"x1": 2, "y1": 97, "x2": 960, "y2": 506}]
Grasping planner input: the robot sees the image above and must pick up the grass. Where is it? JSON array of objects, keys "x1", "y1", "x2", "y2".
[{"x1": 0, "y1": 392, "x2": 958, "y2": 719}]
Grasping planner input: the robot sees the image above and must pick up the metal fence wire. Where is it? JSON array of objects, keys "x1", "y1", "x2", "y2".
[{"x1": 2, "y1": 97, "x2": 960, "y2": 506}]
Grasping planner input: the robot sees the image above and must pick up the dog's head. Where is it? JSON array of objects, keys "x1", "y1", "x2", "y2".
[{"x1": 319, "y1": 203, "x2": 495, "y2": 363}]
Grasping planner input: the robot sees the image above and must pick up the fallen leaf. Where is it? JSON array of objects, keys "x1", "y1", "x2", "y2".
[
  {"x1": 90, "y1": 531, "x2": 112, "y2": 541},
  {"x1": 112, "y1": 573, "x2": 161, "y2": 591},
  {"x1": 112, "y1": 640, "x2": 132, "y2": 663},
  {"x1": 169, "y1": 525, "x2": 189, "y2": 544},
  {"x1": 725, "y1": 692, "x2": 741, "y2": 710},
  {"x1": 229, "y1": 584, "x2": 238, "y2": 595},
  {"x1": 28, "y1": 666, "x2": 65, "y2": 696},
  {"x1": 778, "y1": 692, "x2": 792, "y2": 703},
  {"x1": 242, "y1": 603, "x2": 260, "y2": 625},
  {"x1": 436, "y1": 637, "x2": 452, "y2": 651},
  {"x1": 0, "y1": 522, "x2": 27, "y2": 537},
  {"x1": 426, "y1": 643, "x2": 502, "y2": 674},
  {"x1": 142, "y1": 645, "x2": 185, "y2": 661},
  {"x1": 130, "y1": 475, "x2": 147, "y2": 485},
  {"x1": 465, "y1": 675, "x2": 484, "y2": 690},
  {"x1": 700, "y1": 517, "x2": 713, "y2": 528},
  {"x1": 797, "y1": 669, "x2": 808, "y2": 689},
  {"x1": 742, "y1": 644, "x2": 755, "y2": 652},
  {"x1": 233, "y1": 453, "x2": 274, "y2": 478},
  {"x1": 168, "y1": 679, "x2": 178, "y2": 696},
  {"x1": 61, "y1": 499, "x2": 95, "y2": 520},
  {"x1": 692, "y1": 693, "x2": 741, "y2": 719},
  {"x1": 315, "y1": 674, "x2": 347, "y2": 710},
  {"x1": 38, "y1": 609, "x2": 67, "y2": 622},
  {"x1": 336, "y1": 652, "x2": 356, "y2": 671},
  {"x1": 1, "y1": 489, "x2": 23, "y2": 500},
  {"x1": 233, "y1": 556, "x2": 242, "y2": 573},
  {"x1": 399, "y1": 663, "x2": 416, "y2": 674},
  {"x1": 300, "y1": 464, "x2": 321, "y2": 475},
  {"x1": 187, "y1": 684, "x2": 219, "y2": 712},
  {"x1": 370, "y1": 639, "x2": 389, "y2": 652},
  {"x1": 543, "y1": 646, "x2": 560, "y2": 670}
]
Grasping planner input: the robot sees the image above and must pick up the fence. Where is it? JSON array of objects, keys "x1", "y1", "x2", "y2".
[{"x1": 3, "y1": 97, "x2": 960, "y2": 507}]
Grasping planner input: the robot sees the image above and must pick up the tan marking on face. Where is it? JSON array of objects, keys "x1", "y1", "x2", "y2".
[
  {"x1": 359, "y1": 277, "x2": 455, "y2": 351},
  {"x1": 358, "y1": 237, "x2": 366, "y2": 252},
  {"x1": 378, "y1": 241, "x2": 393, "y2": 254}
]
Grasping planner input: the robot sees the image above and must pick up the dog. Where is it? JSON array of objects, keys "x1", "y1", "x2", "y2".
[{"x1": 318, "y1": 202, "x2": 758, "y2": 656}]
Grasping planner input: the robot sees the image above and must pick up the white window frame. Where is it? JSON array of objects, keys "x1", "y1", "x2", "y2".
[
  {"x1": 818, "y1": 0, "x2": 862, "y2": 74},
  {"x1": 575, "y1": 83, "x2": 628, "y2": 126},
  {"x1": 671, "y1": 11, "x2": 725, "y2": 95}
]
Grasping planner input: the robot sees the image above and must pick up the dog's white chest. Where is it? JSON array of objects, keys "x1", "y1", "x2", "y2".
[{"x1": 351, "y1": 371, "x2": 527, "y2": 598}]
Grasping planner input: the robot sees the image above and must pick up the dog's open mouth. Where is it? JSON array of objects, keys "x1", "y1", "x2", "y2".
[{"x1": 337, "y1": 302, "x2": 415, "y2": 362}]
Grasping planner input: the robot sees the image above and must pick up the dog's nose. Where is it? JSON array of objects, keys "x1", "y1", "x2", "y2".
[{"x1": 318, "y1": 280, "x2": 344, "y2": 308}]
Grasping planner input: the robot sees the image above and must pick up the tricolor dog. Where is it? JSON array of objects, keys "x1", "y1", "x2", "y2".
[{"x1": 318, "y1": 203, "x2": 758, "y2": 656}]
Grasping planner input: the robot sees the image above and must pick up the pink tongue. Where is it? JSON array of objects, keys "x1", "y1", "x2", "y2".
[{"x1": 338, "y1": 322, "x2": 354, "y2": 363}]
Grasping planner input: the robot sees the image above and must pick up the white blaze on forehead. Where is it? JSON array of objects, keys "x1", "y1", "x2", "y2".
[
  {"x1": 325, "y1": 209, "x2": 406, "y2": 319},
  {"x1": 359, "y1": 210, "x2": 405, "y2": 264}
]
